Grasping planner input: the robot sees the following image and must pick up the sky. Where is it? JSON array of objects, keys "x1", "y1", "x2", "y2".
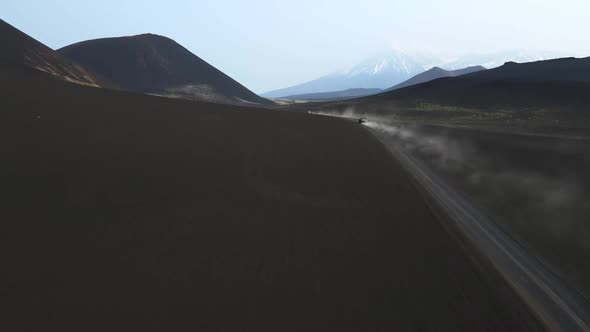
[{"x1": 2, "y1": 0, "x2": 590, "y2": 93}]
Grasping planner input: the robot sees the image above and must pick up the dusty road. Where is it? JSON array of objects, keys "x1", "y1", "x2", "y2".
[{"x1": 367, "y1": 121, "x2": 590, "y2": 332}]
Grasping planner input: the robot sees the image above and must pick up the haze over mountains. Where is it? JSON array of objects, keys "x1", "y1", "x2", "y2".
[
  {"x1": 262, "y1": 49, "x2": 562, "y2": 98},
  {"x1": 262, "y1": 51, "x2": 436, "y2": 98},
  {"x1": 282, "y1": 88, "x2": 382, "y2": 101},
  {"x1": 59, "y1": 34, "x2": 271, "y2": 105},
  {"x1": 280, "y1": 66, "x2": 487, "y2": 101}
]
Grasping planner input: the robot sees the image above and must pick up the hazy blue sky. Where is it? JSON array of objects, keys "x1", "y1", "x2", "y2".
[{"x1": 2, "y1": 0, "x2": 590, "y2": 92}]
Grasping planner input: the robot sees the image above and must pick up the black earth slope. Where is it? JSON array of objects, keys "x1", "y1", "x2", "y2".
[
  {"x1": 0, "y1": 18, "x2": 102, "y2": 87},
  {"x1": 0, "y1": 62, "x2": 546, "y2": 331}
]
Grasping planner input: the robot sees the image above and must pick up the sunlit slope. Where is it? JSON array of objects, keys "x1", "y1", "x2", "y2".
[{"x1": 0, "y1": 19, "x2": 103, "y2": 87}]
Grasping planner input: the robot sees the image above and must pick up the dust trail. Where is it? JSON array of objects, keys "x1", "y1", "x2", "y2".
[
  {"x1": 313, "y1": 110, "x2": 588, "y2": 235},
  {"x1": 310, "y1": 109, "x2": 590, "y2": 330},
  {"x1": 364, "y1": 120, "x2": 590, "y2": 238},
  {"x1": 363, "y1": 119, "x2": 590, "y2": 332},
  {"x1": 308, "y1": 107, "x2": 365, "y2": 120}
]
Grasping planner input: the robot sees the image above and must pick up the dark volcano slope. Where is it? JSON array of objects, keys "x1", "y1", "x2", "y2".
[
  {"x1": 0, "y1": 19, "x2": 103, "y2": 87},
  {"x1": 465, "y1": 56, "x2": 590, "y2": 82},
  {"x1": 341, "y1": 57, "x2": 590, "y2": 112},
  {"x1": 1, "y1": 65, "x2": 544, "y2": 331},
  {"x1": 389, "y1": 65, "x2": 486, "y2": 91},
  {"x1": 58, "y1": 34, "x2": 270, "y2": 105}
]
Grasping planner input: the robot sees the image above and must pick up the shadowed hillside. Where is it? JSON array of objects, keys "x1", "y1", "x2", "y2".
[{"x1": 58, "y1": 34, "x2": 271, "y2": 105}]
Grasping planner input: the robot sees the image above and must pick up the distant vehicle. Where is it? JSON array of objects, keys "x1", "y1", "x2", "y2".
[{"x1": 358, "y1": 116, "x2": 367, "y2": 124}]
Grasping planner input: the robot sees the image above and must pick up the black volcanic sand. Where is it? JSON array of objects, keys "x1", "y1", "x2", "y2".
[{"x1": 1, "y1": 65, "x2": 544, "y2": 331}]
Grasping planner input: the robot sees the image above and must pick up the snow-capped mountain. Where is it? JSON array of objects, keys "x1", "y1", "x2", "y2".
[
  {"x1": 262, "y1": 49, "x2": 565, "y2": 98},
  {"x1": 262, "y1": 49, "x2": 437, "y2": 98},
  {"x1": 341, "y1": 50, "x2": 440, "y2": 80}
]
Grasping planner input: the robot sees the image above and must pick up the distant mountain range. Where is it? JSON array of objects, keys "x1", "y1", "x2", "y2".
[
  {"x1": 59, "y1": 34, "x2": 271, "y2": 105},
  {"x1": 0, "y1": 19, "x2": 103, "y2": 87},
  {"x1": 281, "y1": 66, "x2": 487, "y2": 101},
  {"x1": 262, "y1": 50, "x2": 564, "y2": 98}
]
